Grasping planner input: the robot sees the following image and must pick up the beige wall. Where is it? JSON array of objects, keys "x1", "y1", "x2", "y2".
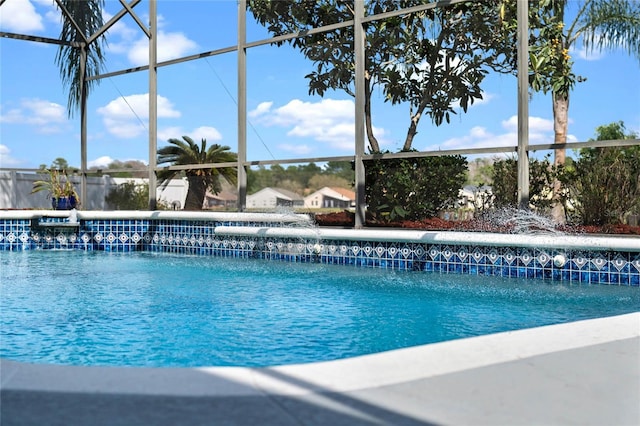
[{"x1": 0, "y1": 172, "x2": 187, "y2": 210}]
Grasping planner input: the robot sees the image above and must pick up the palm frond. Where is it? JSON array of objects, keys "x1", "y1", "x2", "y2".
[
  {"x1": 156, "y1": 136, "x2": 238, "y2": 197},
  {"x1": 55, "y1": 0, "x2": 107, "y2": 117},
  {"x1": 579, "y1": 0, "x2": 640, "y2": 61}
]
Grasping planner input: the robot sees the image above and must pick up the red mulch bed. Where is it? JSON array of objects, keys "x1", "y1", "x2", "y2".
[{"x1": 313, "y1": 211, "x2": 640, "y2": 235}]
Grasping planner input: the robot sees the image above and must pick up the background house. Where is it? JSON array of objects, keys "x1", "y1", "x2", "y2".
[
  {"x1": 246, "y1": 187, "x2": 304, "y2": 209},
  {"x1": 304, "y1": 187, "x2": 355, "y2": 209},
  {"x1": 204, "y1": 190, "x2": 237, "y2": 209},
  {"x1": 459, "y1": 185, "x2": 493, "y2": 210}
]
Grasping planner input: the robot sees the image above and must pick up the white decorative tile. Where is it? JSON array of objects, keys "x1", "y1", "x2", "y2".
[
  {"x1": 573, "y1": 255, "x2": 588, "y2": 269},
  {"x1": 471, "y1": 248, "x2": 483, "y2": 262},
  {"x1": 592, "y1": 256, "x2": 607, "y2": 270},
  {"x1": 537, "y1": 252, "x2": 550, "y2": 267},
  {"x1": 612, "y1": 255, "x2": 626, "y2": 271},
  {"x1": 428, "y1": 247, "x2": 439, "y2": 260},
  {"x1": 442, "y1": 247, "x2": 453, "y2": 261},
  {"x1": 504, "y1": 248, "x2": 516, "y2": 265},
  {"x1": 457, "y1": 248, "x2": 468, "y2": 261}
]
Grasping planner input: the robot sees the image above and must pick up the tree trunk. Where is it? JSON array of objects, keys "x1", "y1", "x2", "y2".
[
  {"x1": 403, "y1": 111, "x2": 420, "y2": 151},
  {"x1": 552, "y1": 91, "x2": 569, "y2": 223},
  {"x1": 364, "y1": 79, "x2": 380, "y2": 153},
  {"x1": 185, "y1": 175, "x2": 206, "y2": 210}
]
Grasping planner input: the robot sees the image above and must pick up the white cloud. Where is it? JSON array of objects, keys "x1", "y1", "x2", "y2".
[
  {"x1": 97, "y1": 93, "x2": 181, "y2": 138},
  {"x1": 429, "y1": 115, "x2": 578, "y2": 152},
  {"x1": 157, "y1": 126, "x2": 183, "y2": 143},
  {"x1": 32, "y1": 0, "x2": 60, "y2": 25},
  {"x1": 573, "y1": 46, "x2": 604, "y2": 61},
  {"x1": 501, "y1": 115, "x2": 554, "y2": 133},
  {"x1": 0, "y1": 98, "x2": 67, "y2": 131},
  {"x1": 0, "y1": 144, "x2": 21, "y2": 166},
  {"x1": 102, "y1": 11, "x2": 140, "y2": 56},
  {"x1": 248, "y1": 102, "x2": 273, "y2": 118},
  {"x1": 88, "y1": 155, "x2": 148, "y2": 169},
  {"x1": 88, "y1": 156, "x2": 115, "y2": 169},
  {"x1": 249, "y1": 98, "x2": 388, "y2": 152},
  {"x1": 470, "y1": 92, "x2": 495, "y2": 107},
  {"x1": 191, "y1": 126, "x2": 223, "y2": 142},
  {"x1": 128, "y1": 30, "x2": 198, "y2": 66},
  {"x1": 452, "y1": 92, "x2": 495, "y2": 111},
  {"x1": 157, "y1": 126, "x2": 223, "y2": 145},
  {"x1": 99, "y1": 11, "x2": 197, "y2": 66},
  {"x1": 0, "y1": 0, "x2": 44, "y2": 32}
]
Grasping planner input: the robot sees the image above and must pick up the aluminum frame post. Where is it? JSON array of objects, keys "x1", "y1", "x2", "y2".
[
  {"x1": 354, "y1": 1, "x2": 366, "y2": 228},
  {"x1": 237, "y1": 0, "x2": 247, "y2": 211},
  {"x1": 148, "y1": 0, "x2": 158, "y2": 210},
  {"x1": 517, "y1": 0, "x2": 530, "y2": 210},
  {"x1": 80, "y1": 45, "x2": 88, "y2": 206}
]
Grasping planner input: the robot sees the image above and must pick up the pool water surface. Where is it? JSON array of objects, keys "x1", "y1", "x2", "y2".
[{"x1": 1, "y1": 251, "x2": 638, "y2": 367}]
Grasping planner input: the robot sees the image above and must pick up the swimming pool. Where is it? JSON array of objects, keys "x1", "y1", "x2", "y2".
[
  {"x1": 2, "y1": 210, "x2": 639, "y2": 287},
  {"x1": 2, "y1": 250, "x2": 638, "y2": 367}
]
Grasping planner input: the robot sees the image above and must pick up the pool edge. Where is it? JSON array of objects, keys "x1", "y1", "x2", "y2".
[{"x1": 2, "y1": 312, "x2": 638, "y2": 397}]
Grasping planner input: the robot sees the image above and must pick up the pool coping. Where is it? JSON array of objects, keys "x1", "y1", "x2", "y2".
[
  {"x1": 2, "y1": 209, "x2": 639, "y2": 253},
  {"x1": 215, "y1": 225, "x2": 640, "y2": 252},
  {"x1": 2, "y1": 312, "x2": 638, "y2": 397}
]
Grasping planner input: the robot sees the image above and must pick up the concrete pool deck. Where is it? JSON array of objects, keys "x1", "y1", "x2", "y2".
[{"x1": 1, "y1": 312, "x2": 639, "y2": 425}]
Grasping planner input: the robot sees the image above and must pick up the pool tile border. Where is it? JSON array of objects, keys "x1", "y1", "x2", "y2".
[{"x1": 0, "y1": 214, "x2": 638, "y2": 286}]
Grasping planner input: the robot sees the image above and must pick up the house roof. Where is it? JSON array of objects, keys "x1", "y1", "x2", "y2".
[
  {"x1": 273, "y1": 187, "x2": 304, "y2": 200},
  {"x1": 305, "y1": 186, "x2": 355, "y2": 202},
  {"x1": 329, "y1": 187, "x2": 355, "y2": 200},
  {"x1": 205, "y1": 190, "x2": 237, "y2": 201},
  {"x1": 248, "y1": 187, "x2": 304, "y2": 201}
]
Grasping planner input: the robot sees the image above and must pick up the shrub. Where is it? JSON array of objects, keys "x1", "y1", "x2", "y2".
[
  {"x1": 491, "y1": 154, "x2": 558, "y2": 212},
  {"x1": 106, "y1": 181, "x2": 149, "y2": 210},
  {"x1": 562, "y1": 146, "x2": 640, "y2": 225},
  {"x1": 364, "y1": 153, "x2": 467, "y2": 221}
]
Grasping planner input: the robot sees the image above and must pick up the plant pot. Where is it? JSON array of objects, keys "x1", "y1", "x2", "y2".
[{"x1": 52, "y1": 196, "x2": 77, "y2": 210}]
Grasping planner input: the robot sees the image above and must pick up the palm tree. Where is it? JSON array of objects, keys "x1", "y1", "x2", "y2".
[
  {"x1": 157, "y1": 136, "x2": 238, "y2": 210},
  {"x1": 55, "y1": 0, "x2": 106, "y2": 117},
  {"x1": 506, "y1": 0, "x2": 640, "y2": 220}
]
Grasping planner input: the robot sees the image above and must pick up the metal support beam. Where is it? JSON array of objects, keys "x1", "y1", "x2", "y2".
[
  {"x1": 517, "y1": 0, "x2": 529, "y2": 210},
  {"x1": 118, "y1": 0, "x2": 150, "y2": 38},
  {"x1": 237, "y1": 0, "x2": 248, "y2": 212},
  {"x1": 0, "y1": 32, "x2": 76, "y2": 46},
  {"x1": 88, "y1": 0, "x2": 142, "y2": 44},
  {"x1": 147, "y1": 0, "x2": 158, "y2": 210},
  {"x1": 354, "y1": 1, "x2": 366, "y2": 229},
  {"x1": 80, "y1": 45, "x2": 88, "y2": 206}
]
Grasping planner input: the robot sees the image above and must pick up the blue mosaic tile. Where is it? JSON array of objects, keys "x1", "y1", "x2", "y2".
[{"x1": 1, "y1": 218, "x2": 639, "y2": 286}]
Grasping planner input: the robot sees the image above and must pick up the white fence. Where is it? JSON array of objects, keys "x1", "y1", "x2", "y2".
[{"x1": 0, "y1": 172, "x2": 188, "y2": 210}]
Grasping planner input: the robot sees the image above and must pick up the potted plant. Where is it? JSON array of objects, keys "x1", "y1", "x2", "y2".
[{"x1": 31, "y1": 169, "x2": 80, "y2": 210}]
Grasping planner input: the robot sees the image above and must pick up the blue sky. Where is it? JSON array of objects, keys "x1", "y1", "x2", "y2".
[{"x1": 1, "y1": 0, "x2": 639, "y2": 170}]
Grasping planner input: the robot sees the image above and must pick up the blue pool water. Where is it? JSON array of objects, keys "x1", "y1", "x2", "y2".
[{"x1": 1, "y1": 251, "x2": 638, "y2": 367}]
